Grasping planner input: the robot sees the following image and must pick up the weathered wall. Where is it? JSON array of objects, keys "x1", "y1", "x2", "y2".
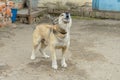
[{"x1": 38, "y1": 0, "x2": 92, "y2": 7}]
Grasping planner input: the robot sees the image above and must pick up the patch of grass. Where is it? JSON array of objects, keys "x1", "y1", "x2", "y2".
[{"x1": 72, "y1": 16, "x2": 101, "y2": 20}]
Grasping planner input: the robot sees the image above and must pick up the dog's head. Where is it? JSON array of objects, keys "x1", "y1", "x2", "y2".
[
  {"x1": 58, "y1": 12, "x2": 72, "y2": 24},
  {"x1": 58, "y1": 12, "x2": 71, "y2": 24},
  {"x1": 58, "y1": 12, "x2": 72, "y2": 28}
]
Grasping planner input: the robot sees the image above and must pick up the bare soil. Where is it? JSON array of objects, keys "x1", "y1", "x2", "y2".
[{"x1": 0, "y1": 18, "x2": 120, "y2": 80}]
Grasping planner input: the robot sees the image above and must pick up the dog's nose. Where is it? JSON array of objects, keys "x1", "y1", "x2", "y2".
[
  {"x1": 66, "y1": 15, "x2": 69, "y2": 19},
  {"x1": 65, "y1": 13, "x2": 70, "y2": 19}
]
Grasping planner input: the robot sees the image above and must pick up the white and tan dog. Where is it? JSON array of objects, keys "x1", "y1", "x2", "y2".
[{"x1": 31, "y1": 12, "x2": 72, "y2": 69}]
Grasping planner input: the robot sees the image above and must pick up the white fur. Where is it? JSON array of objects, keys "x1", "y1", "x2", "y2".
[
  {"x1": 52, "y1": 13, "x2": 72, "y2": 69},
  {"x1": 31, "y1": 49, "x2": 36, "y2": 60}
]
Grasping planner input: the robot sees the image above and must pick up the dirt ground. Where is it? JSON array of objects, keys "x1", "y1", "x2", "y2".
[{"x1": 0, "y1": 18, "x2": 120, "y2": 80}]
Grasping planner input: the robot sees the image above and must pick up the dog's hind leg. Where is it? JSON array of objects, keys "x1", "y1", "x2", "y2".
[
  {"x1": 39, "y1": 42, "x2": 50, "y2": 58},
  {"x1": 31, "y1": 35, "x2": 41, "y2": 60},
  {"x1": 61, "y1": 47, "x2": 67, "y2": 67},
  {"x1": 31, "y1": 44, "x2": 39, "y2": 60},
  {"x1": 31, "y1": 48, "x2": 36, "y2": 60}
]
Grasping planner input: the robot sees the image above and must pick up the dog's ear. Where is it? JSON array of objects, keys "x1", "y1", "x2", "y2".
[
  {"x1": 53, "y1": 18, "x2": 58, "y2": 25},
  {"x1": 45, "y1": 14, "x2": 54, "y2": 21},
  {"x1": 60, "y1": 13, "x2": 64, "y2": 17},
  {"x1": 44, "y1": 14, "x2": 59, "y2": 25}
]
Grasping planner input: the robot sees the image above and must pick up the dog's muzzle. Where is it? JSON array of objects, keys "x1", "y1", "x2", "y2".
[
  {"x1": 63, "y1": 12, "x2": 70, "y2": 23},
  {"x1": 63, "y1": 19, "x2": 70, "y2": 23}
]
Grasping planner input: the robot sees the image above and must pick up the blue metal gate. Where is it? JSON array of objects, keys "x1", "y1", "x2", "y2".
[
  {"x1": 92, "y1": 0, "x2": 99, "y2": 10},
  {"x1": 92, "y1": 0, "x2": 120, "y2": 12}
]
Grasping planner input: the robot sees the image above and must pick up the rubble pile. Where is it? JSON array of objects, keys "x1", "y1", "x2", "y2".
[{"x1": 0, "y1": 1, "x2": 14, "y2": 27}]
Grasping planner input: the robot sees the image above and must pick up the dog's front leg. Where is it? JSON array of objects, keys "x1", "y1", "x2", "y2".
[
  {"x1": 61, "y1": 47, "x2": 67, "y2": 67},
  {"x1": 50, "y1": 46, "x2": 58, "y2": 69}
]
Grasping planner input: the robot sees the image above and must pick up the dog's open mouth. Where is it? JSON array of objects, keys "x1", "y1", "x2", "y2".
[{"x1": 63, "y1": 19, "x2": 70, "y2": 24}]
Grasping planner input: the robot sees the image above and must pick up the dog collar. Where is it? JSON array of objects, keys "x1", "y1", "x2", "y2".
[{"x1": 53, "y1": 25, "x2": 67, "y2": 39}]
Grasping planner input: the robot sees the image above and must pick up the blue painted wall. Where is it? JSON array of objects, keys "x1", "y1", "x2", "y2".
[{"x1": 92, "y1": 0, "x2": 120, "y2": 12}]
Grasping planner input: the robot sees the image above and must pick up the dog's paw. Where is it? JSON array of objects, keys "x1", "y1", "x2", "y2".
[
  {"x1": 31, "y1": 55, "x2": 36, "y2": 60},
  {"x1": 61, "y1": 62, "x2": 67, "y2": 68},
  {"x1": 52, "y1": 64, "x2": 58, "y2": 69},
  {"x1": 42, "y1": 54, "x2": 50, "y2": 59}
]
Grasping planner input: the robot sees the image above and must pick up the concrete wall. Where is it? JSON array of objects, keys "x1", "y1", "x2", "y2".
[{"x1": 38, "y1": 0, "x2": 92, "y2": 7}]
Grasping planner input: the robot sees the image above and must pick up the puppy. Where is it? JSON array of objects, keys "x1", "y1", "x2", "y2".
[{"x1": 31, "y1": 12, "x2": 72, "y2": 69}]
